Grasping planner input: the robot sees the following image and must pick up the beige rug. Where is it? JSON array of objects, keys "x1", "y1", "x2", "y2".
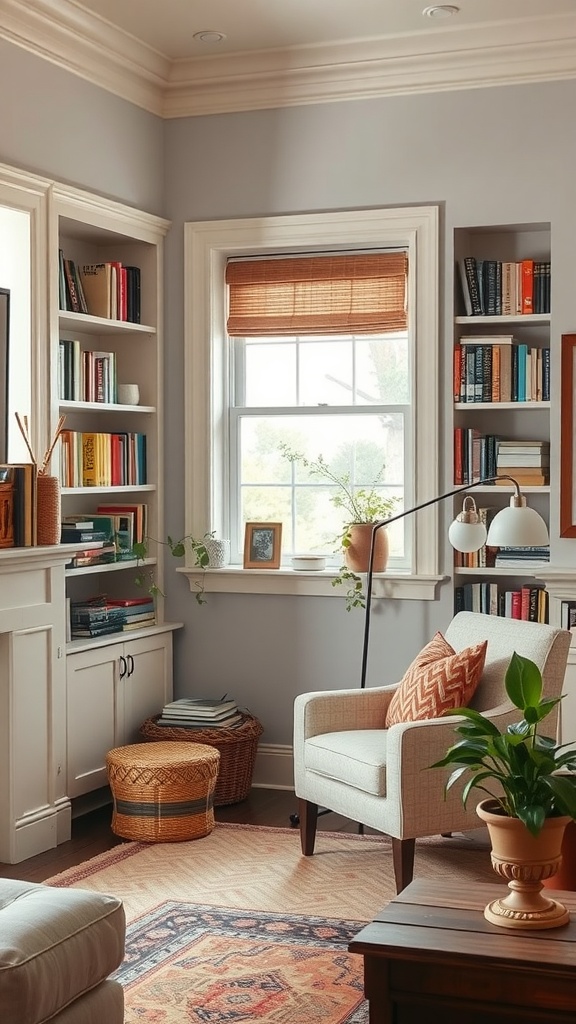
[
  {"x1": 48, "y1": 822, "x2": 494, "y2": 921},
  {"x1": 47, "y1": 824, "x2": 495, "y2": 1024}
]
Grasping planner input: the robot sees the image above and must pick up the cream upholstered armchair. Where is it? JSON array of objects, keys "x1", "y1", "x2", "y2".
[{"x1": 293, "y1": 611, "x2": 571, "y2": 893}]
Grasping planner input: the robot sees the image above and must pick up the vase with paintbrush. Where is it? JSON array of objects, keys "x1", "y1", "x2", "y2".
[{"x1": 16, "y1": 413, "x2": 66, "y2": 545}]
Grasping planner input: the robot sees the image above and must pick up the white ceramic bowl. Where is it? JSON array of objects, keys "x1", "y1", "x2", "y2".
[{"x1": 291, "y1": 555, "x2": 327, "y2": 572}]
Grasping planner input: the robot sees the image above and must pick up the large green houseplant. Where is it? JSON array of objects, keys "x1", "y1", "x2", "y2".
[
  {"x1": 279, "y1": 444, "x2": 398, "y2": 610},
  {"x1": 432, "y1": 651, "x2": 576, "y2": 929},
  {"x1": 432, "y1": 651, "x2": 576, "y2": 834}
]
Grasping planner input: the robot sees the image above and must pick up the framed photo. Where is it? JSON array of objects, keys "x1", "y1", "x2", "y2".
[
  {"x1": 243, "y1": 522, "x2": 282, "y2": 569},
  {"x1": 561, "y1": 333, "x2": 576, "y2": 536}
]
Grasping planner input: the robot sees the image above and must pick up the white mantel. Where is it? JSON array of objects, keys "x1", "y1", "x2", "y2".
[{"x1": 0, "y1": 545, "x2": 71, "y2": 862}]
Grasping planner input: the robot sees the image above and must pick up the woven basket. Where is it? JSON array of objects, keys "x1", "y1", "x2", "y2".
[
  {"x1": 106, "y1": 740, "x2": 220, "y2": 842},
  {"x1": 140, "y1": 712, "x2": 263, "y2": 806}
]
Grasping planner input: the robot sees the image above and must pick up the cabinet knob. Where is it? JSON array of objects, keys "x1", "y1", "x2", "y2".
[
  {"x1": 127, "y1": 655, "x2": 135, "y2": 677},
  {"x1": 119, "y1": 655, "x2": 127, "y2": 679}
]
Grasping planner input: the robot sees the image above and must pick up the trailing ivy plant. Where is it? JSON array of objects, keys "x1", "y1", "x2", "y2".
[{"x1": 133, "y1": 531, "x2": 215, "y2": 606}]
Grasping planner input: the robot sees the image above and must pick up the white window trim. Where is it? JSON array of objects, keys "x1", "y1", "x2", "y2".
[{"x1": 183, "y1": 206, "x2": 444, "y2": 600}]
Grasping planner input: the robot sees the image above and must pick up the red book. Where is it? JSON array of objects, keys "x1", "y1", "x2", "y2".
[
  {"x1": 453, "y1": 347, "x2": 462, "y2": 403},
  {"x1": 511, "y1": 590, "x2": 522, "y2": 619},
  {"x1": 521, "y1": 259, "x2": 534, "y2": 314}
]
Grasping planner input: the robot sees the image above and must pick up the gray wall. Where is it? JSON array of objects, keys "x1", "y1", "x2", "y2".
[
  {"x1": 0, "y1": 40, "x2": 164, "y2": 213},
  {"x1": 0, "y1": 37, "x2": 574, "y2": 747}
]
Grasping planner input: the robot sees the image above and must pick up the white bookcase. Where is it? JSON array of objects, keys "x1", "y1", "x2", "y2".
[
  {"x1": 452, "y1": 223, "x2": 551, "y2": 619},
  {"x1": 49, "y1": 185, "x2": 180, "y2": 803}
]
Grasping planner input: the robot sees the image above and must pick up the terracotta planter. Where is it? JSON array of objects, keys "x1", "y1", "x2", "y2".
[
  {"x1": 476, "y1": 798, "x2": 570, "y2": 929},
  {"x1": 344, "y1": 523, "x2": 389, "y2": 573}
]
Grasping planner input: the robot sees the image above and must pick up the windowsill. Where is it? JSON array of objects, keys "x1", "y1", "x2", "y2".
[{"x1": 177, "y1": 566, "x2": 448, "y2": 600}]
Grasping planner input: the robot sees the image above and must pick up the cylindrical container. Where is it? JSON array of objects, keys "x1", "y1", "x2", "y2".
[
  {"x1": 37, "y1": 473, "x2": 61, "y2": 545},
  {"x1": 344, "y1": 523, "x2": 389, "y2": 573},
  {"x1": 117, "y1": 383, "x2": 140, "y2": 406},
  {"x1": 204, "y1": 537, "x2": 230, "y2": 567}
]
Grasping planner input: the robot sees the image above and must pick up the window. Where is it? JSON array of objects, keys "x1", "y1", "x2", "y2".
[{"x1": 184, "y1": 207, "x2": 440, "y2": 600}]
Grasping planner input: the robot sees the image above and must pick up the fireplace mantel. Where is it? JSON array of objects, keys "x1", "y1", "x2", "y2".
[{"x1": 0, "y1": 545, "x2": 71, "y2": 862}]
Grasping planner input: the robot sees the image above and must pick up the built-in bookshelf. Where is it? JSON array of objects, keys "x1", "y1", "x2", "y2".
[{"x1": 452, "y1": 223, "x2": 551, "y2": 621}]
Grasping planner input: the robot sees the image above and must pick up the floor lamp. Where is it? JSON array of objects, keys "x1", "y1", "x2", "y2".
[{"x1": 359, "y1": 475, "x2": 550, "y2": 689}]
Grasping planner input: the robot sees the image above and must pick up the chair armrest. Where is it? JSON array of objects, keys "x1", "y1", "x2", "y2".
[
  {"x1": 384, "y1": 703, "x2": 519, "y2": 836},
  {"x1": 294, "y1": 685, "x2": 397, "y2": 742}
]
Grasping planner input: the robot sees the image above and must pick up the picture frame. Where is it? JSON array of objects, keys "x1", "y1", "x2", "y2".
[
  {"x1": 560, "y1": 333, "x2": 576, "y2": 536},
  {"x1": 243, "y1": 522, "x2": 282, "y2": 569}
]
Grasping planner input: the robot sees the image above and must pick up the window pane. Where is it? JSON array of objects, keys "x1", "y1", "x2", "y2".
[
  {"x1": 356, "y1": 334, "x2": 409, "y2": 405},
  {"x1": 299, "y1": 336, "x2": 352, "y2": 405},
  {"x1": 238, "y1": 413, "x2": 405, "y2": 562},
  {"x1": 244, "y1": 339, "x2": 296, "y2": 406}
]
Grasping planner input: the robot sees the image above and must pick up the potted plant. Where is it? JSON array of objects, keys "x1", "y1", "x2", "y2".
[
  {"x1": 279, "y1": 444, "x2": 399, "y2": 611},
  {"x1": 134, "y1": 531, "x2": 229, "y2": 605},
  {"x1": 432, "y1": 651, "x2": 576, "y2": 929}
]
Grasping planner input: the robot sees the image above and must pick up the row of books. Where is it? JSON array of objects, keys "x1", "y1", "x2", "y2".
[
  {"x1": 454, "y1": 583, "x2": 549, "y2": 622},
  {"x1": 69, "y1": 595, "x2": 156, "y2": 639},
  {"x1": 59, "y1": 252, "x2": 141, "y2": 323},
  {"x1": 454, "y1": 433, "x2": 550, "y2": 487},
  {"x1": 457, "y1": 257, "x2": 550, "y2": 317},
  {"x1": 62, "y1": 505, "x2": 148, "y2": 567},
  {"x1": 453, "y1": 339, "x2": 550, "y2": 404},
  {"x1": 155, "y1": 696, "x2": 243, "y2": 730},
  {"x1": 59, "y1": 339, "x2": 118, "y2": 404},
  {"x1": 561, "y1": 601, "x2": 576, "y2": 631},
  {"x1": 58, "y1": 430, "x2": 147, "y2": 488}
]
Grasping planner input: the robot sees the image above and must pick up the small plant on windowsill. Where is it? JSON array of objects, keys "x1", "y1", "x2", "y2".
[
  {"x1": 279, "y1": 444, "x2": 399, "y2": 611},
  {"x1": 133, "y1": 532, "x2": 216, "y2": 606}
]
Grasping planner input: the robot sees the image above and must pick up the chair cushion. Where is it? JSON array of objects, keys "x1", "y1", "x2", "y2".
[
  {"x1": 0, "y1": 878, "x2": 125, "y2": 1024},
  {"x1": 305, "y1": 730, "x2": 388, "y2": 796},
  {"x1": 385, "y1": 632, "x2": 487, "y2": 727}
]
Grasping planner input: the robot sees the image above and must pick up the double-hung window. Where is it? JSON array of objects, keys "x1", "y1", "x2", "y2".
[
  {"x1": 184, "y1": 206, "x2": 440, "y2": 599},
  {"x1": 227, "y1": 254, "x2": 409, "y2": 567}
]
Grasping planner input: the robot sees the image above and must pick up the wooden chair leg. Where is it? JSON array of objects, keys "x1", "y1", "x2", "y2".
[
  {"x1": 392, "y1": 837, "x2": 415, "y2": 893},
  {"x1": 298, "y1": 798, "x2": 318, "y2": 855}
]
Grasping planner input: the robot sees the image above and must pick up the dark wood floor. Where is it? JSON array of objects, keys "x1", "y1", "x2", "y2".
[{"x1": 0, "y1": 789, "x2": 365, "y2": 883}]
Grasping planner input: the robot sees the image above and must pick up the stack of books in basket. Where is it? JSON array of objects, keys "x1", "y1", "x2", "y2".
[{"x1": 156, "y1": 696, "x2": 243, "y2": 730}]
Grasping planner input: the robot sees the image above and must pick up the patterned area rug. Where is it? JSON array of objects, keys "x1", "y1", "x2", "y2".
[{"x1": 47, "y1": 822, "x2": 494, "y2": 1023}]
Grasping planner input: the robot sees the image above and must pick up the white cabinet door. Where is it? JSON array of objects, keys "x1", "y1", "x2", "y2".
[
  {"x1": 66, "y1": 631, "x2": 174, "y2": 797},
  {"x1": 122, "y1": 632, "x2": 173, "y2": 744},
  {"x1": 67, "y1": 645, "x2": 121, "y2": 797}
]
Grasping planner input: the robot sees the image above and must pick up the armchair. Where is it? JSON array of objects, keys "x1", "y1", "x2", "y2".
[{"x1": 293, "y1": 611, "x2": 571, "y2": 893}]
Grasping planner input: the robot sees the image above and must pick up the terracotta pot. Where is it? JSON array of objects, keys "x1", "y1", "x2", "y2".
[
  {"x1": 344, "y1": 523, "x2": 389, "y2": 573},
  {"x1": 476, "y1": 798, "x2": 570, "y2": 929}
]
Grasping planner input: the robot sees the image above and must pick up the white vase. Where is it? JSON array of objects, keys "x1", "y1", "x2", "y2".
[{"x1": 204, "y1": 538, "x2": 230, "y2": 568}]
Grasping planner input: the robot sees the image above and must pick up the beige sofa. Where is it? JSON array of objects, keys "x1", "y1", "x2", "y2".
[{"x1": 0, "y1": 877, "x2": 125, "y2": 1023}]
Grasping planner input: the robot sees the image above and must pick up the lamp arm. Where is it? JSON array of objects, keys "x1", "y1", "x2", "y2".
[{"x1": 359, "y1": 474, "x2": 522, "y2": 689}]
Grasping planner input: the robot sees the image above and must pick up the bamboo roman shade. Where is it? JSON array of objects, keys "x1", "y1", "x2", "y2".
[{"x1": 226, "y1": 253, "x2": 408, "y2": 336}]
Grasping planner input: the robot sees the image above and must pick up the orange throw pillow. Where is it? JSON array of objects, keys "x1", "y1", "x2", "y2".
[{"x1": 385, "y1": 631, "x2": 487, "y2": 727}]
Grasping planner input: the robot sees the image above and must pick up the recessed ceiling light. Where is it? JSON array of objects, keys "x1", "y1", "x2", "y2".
[
  {"x1": 193, "y1": 30, "x2": 226, "y2": 44},
  {"x1": 423, "y1": 5, "x2": 460, "y2": 18}
]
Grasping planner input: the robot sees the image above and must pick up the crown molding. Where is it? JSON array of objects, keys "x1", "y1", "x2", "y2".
[{"x1": 2, "y1": 1, "x2": 576, "y2": 118}]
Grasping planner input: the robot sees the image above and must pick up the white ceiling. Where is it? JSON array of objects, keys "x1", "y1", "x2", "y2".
[{"x1": 2, "y1": 0, "x2": 576, "y2": 117}]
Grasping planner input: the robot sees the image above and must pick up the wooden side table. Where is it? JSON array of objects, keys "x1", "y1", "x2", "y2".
[{"x1": 349, "y1": 878, "x2": 576, "y2": 1023}]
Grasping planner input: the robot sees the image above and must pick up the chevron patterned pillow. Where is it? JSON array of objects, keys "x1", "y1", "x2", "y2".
[{"x1": 385, "y1": 632, "x2": 487, "y2": 727}]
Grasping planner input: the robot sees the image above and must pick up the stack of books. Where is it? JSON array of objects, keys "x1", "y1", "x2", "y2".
[
  {"x1": 156, "y1": 696, "x2": 242, "y2": 730},
  {"x1": 107, "y1": 596, "x2": 156, "y2": 630},
  {"x1": 496, "y1": 439, "x2": 550, "y2": 487},
  {"x1": 70, "y1": 597, "x2": 126, "y2": 638},
  {"x1": 61, "y1": 517, "x2": 111, "y2": 545},
  {"x1": 493, "y1": 545, "x2": 550, "y2": 569}
]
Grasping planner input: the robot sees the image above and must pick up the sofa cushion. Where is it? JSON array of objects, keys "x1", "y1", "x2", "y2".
[
  {"x1": 305, "y1": 729, "x2": 388, "y2": 796},
  {"x1": 385, "y1": 632, "x2": 487, "y2": 727},
  {"x1": 0, "y1": 878, "x2": 125, "y2": 1024}
]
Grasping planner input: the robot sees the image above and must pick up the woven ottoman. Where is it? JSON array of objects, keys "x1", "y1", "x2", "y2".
[{"x1": 106, "y1": 741, "x2": 220, "y2": 842}]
